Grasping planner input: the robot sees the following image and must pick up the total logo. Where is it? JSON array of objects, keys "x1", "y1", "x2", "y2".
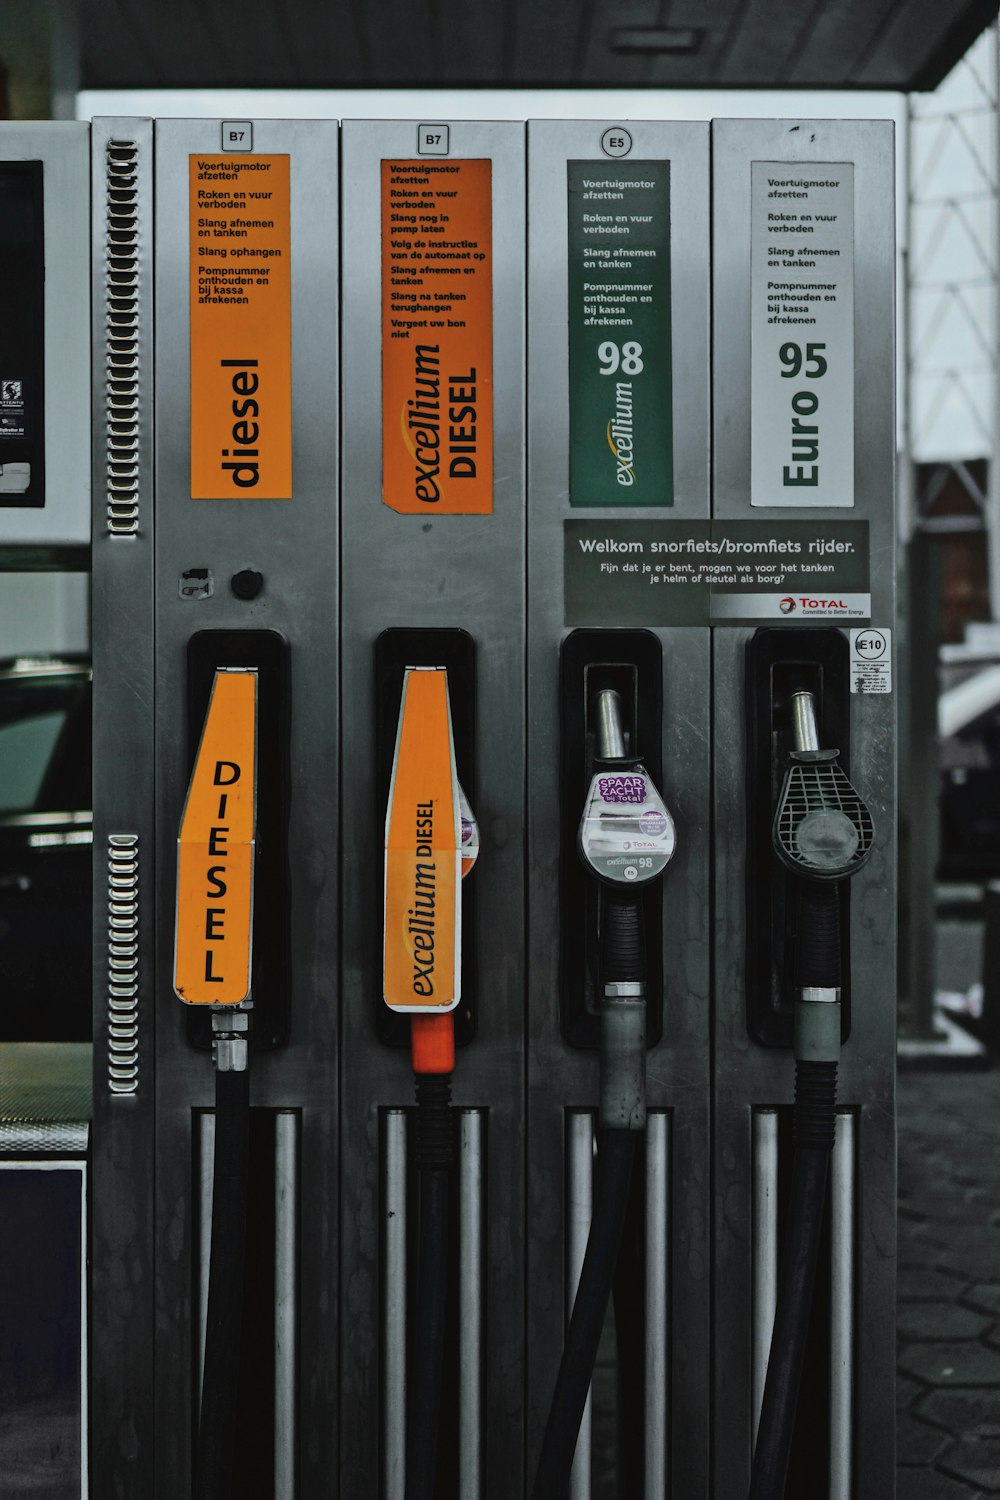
[{"x1": 779, "y1": 596, "x2": 848, "y2": 615}]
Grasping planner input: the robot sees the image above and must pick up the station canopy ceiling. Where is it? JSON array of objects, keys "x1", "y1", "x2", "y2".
[{"x1": 84, "y1": 0, "x2": 999, "y2": 93}]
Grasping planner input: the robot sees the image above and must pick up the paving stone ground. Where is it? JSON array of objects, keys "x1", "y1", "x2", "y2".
[{"x1": 898, "y1": 1066, "x2": 1000, "y2": 1496}]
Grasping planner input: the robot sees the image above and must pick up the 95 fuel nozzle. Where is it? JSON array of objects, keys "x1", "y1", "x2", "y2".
[
  {"x1": 751, "y1": 685, "x2": 876, "y2": 1500},
  {"x1": 772, "y1": 690, "x2": 874, "y2": 886},
  {"x1": 772, "y1": 689, "x2": 874, "y2": 1065}
]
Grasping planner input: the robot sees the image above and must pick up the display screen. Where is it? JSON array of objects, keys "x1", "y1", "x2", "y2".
[{"x1": 0, "y1": 162, "x2": 45, "y2": 507}]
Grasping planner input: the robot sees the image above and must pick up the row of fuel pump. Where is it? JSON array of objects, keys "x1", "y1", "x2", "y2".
[
  {"x1": 0, "y1": 113, "x2": 895, "y2": 1496},
  {"x1": 174, "y1": 637, "x2": 876, "y2": 1500}
]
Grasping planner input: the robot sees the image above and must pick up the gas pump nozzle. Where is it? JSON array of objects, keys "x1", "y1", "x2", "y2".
[
  {"x1": 383, "y1": 665, "x2": 474, "y2": 1500},
  {"x1": 578, "y1": 688, "x2": 675, "y2": 1131},
  {"x1": 773, "y1": 690, "x2": 873, "y2": 887},
  {"x1": 173, "y1": 666, "x2": 258, "y2": 1500},
  {"x1": 751, "y1": 688, "x2": 875, "y2": 1500},
  {"x1": 578, "y1": 688, "x2": 676, "y2": 890},
  {"x1": 772, "y1": 689, "x2": 873, "y2": 1066},
  {"x1": 533, "y1": 681, "x2": 675, "y2": 1500}
]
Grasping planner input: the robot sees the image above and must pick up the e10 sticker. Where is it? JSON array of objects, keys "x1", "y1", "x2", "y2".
[{"x1": 850, "y1": 627, "x2": 892, "y2": 694}]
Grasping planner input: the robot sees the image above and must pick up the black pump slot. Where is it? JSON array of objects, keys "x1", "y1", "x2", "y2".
[
  {"x1": 374, "y1": 629, "x2": 477, "y2": 1049},
  {"x1": 745, "y1": 627, "x2": 852, "y2": 1048},
  {"x1": 560, "y1": 628, "x2": 663, "y2": 1050},
  {"x1": 185, "y1": 630, "x2": 291, "y2": 1052}
]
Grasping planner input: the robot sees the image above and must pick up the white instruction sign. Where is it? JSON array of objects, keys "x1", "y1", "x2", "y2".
[
  {"x1": 750, "y1": 162, "x2": 854, "y2": 509},
  {"x1": 850, "y1": 628, "x2": 891, "y2": 693}
]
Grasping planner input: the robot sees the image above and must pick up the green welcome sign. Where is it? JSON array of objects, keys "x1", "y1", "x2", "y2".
[{"x1": 567, "y1": 159, "x2": 672, "y2": 507}]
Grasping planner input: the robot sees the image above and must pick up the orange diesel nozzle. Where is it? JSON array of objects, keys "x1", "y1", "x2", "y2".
[
  {"x1": 409, "y1": 774, "x2": 480, "y2": 1076},
  {"x1": 174, "y1": 666, "x2": 258, "y2": 1011},
  {"x1": 383, "y1": 666, "x2": 463, "y2": 1020},
  {"x1": 173, "y1": 665, "x2": 258, "y2": 1500},
  {"x1": 383, "y1": 665, "x2": 474, "y2": 1500}
]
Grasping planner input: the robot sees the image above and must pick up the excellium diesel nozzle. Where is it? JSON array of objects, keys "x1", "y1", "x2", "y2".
[{"x1": 383, "y1": 665, "x2": 476, "y2": 1500}]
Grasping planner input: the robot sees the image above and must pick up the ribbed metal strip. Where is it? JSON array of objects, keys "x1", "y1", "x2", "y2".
[
  {"x1": 107, "y1": 834, "x2": 140, "y2": 1093},
  {"x1": 0, "y1": 1122, "x2": 89, "y2": 1154},
  {"x1": 105, "y1": 139, "x2": 142, "y2": 535}
]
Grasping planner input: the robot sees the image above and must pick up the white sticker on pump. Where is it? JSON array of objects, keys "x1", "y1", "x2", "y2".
[
  {"x1": 750, "y1": 161, "x2": 855, "y2": 508},
  {"x1": 850, "y1": 627, "x2": 892, "y2": 693}
]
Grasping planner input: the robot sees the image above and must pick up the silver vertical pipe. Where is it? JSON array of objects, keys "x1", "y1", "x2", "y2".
[
  {"x1": 830, "y1": 1109, "x2": 856, "y2": 1500},
  {"x1": 752, "y1": 1108, "x2": 780, "y2": 1444},
  {"x1": 197, "y1": 1111, "x2": 215, "y2": 1408},
  {"x1": 595, "y1": 689, "x2": 627, "y2": 759},
  {"x1": 567, "y1": 1111, "x2": 595, "y2": 1500},
  {"x1": 789, "y1": 691, "x2": 821, "y2": 753},
  {"x1": 274, "y1": 1111, "x2": 298, "y2": 1499},
  {"x1": 459, "y1": 1110, "x2": 484, "y2": 1500},
  {"x1": 645, "y1": 1111, "x2": 670, "y2": 1498},
  {"x1": 383, "y1": 1110, "x2": 408, "y2": 1500}
]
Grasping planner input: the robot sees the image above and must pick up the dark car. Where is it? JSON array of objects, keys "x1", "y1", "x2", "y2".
[{"x1": 0, "y1": 656, "x2": 91, "y2": 1041}]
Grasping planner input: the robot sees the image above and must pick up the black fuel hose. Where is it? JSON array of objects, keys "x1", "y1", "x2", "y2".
[
  {"x1": 604, "y1": 888, "x2": 649, "y2": 1492},
  {"x1": 613, "y1": 1149, "x2": 646, "y2": 1500},
  {"x1": 600, "y1": 886, "x2": 644, "y2": 982},
  {"x1": 194, "y1": 1065, "x2": 250, "y2": 1500},
  {"x1": 532, "y1": 887, "x2": 646, "y2": 1498},
  {"x1": 405, "y1": 1073, "x2": 453, "y2": 1500},
  {"x1": 750, "y1": 882, "x2": 840, "y2": 1500},
  {"x1": 532, "y1": 1127, "x2": 637, "y2": 1500}
]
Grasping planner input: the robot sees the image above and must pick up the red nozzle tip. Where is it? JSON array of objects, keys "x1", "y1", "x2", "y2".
[{"x1": 410, "y1": 1013, "x2": 455, "y2": 1075}]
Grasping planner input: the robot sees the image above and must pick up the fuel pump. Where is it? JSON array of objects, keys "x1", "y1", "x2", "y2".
[
  {"x1": 384, "y1": 665, "x2": 479, "y2": 1500},
  {"x1": 533, "y1": 684, "x2": 675, "y2": 1498},
  {"x1": 750, "y1": 679, "x2": 873, "y2": 1500}
]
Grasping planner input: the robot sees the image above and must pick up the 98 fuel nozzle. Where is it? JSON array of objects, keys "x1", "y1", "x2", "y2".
[
  {"x1": 577, "y1": 688, "x2": 676, "y2": 891},
  {"x1": 577, "y1": 688, "x2": 675, "y2": 1131},
  {"x1": 532, "y1": 682, "x2": 674, "y2": 1498}
]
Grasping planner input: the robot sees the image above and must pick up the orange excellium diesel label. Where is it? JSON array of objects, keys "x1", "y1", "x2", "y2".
[
  {"x1": 174, "y1": 670, "x2": 258, "y2": 1006},
  {"x1": 384, "y1": 669, "x2": 462, "y2": 1012},
  {"x1": 190, "y1": 154, "x2": 292, "y2": 499},
  {"x1": 381, "y1": 158, "x2": 493, "y2": 514}
]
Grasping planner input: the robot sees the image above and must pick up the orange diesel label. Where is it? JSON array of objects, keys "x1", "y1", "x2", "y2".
[
  {"x1": 189, "y1": 154, "x2": 292, "y2": 499},
  {"x1": 384, "y1": 669, "x2": 462, "y2": 1011},
  {"x1": 174, "y1": 669, "x2": 258, "y2": 1005},
  {"x1": 381, "y1": 158, "x2": 493, "y2": 515}
]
